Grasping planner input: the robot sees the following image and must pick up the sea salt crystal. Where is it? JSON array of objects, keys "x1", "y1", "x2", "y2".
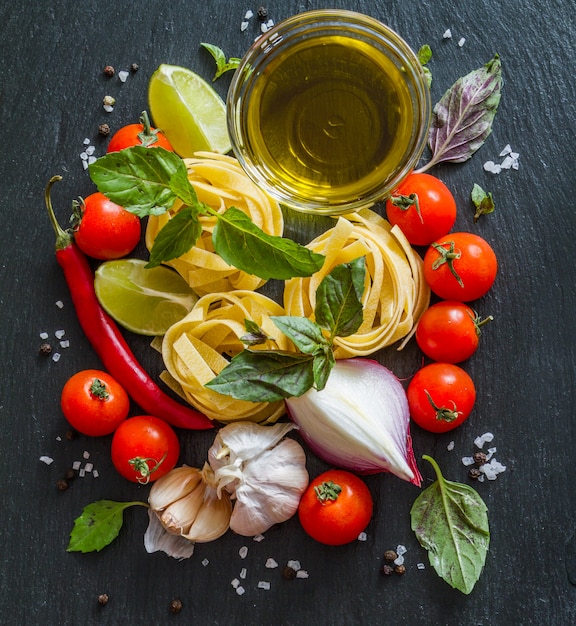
[
  {"x1": 118, "y1": 70, "x2": 129, "y2": 82},
  {"x1": 458, "y1": 37, "x2": 466, "y2": 47},
  {"x1": 480, "y1": 458, "x2": 507, "y2": 480},
  {"x1": 240, "y1": 21, "x2": 249, "y2": 31},
  {"x1": 253, "y1": 534, "x2": 265, "y2": 542},
  {"x1": 443, "y1": 28, "x2": 452, "y2": 39},
  {"x1": 92, "y1": 470, "x2": 99, "y2": 478},
  {"x1": 80, "y1": 151, "x2": 88, "y2": 161},
  {"x1": 85, "y1": 145, "x2": 95, "y2": 156},
  {"x1": 82, "y1": 160, "x2": 89, "y2": 170},
  {"x1": 265, "y1": 558, "x2": 278, "y2": 569},
  {"x1": 260, "y1": 22, "x2": 269, "y2": 33},
  {"x1": 257, "y1": 581, "x2": 271, "y2": 590},
  {"x1": 266, "y1": 19, "x2": 274, "y2": 29},
  {"x1": 52, "y1": 352, "x2": 61, "y2": 362},
  {"x1": 239, "y1": 567, "x2": 247, "y2": 579},
  {"x1": 59, "y1": 340, "x2": 70, "y2": 348},
  {"x1": 55, "y1": 300, "x2": 64, "y2": 309},
  {"x1": 447, "y1": 440, "x2": 455, "y2": 451},
  {"x1": 296, "y1": 570, "x2": 309, "y2": 579},
  {"x1": 40, "y1": 332, "x2": 49, "y2": 339},
  {"x1": 83, "y1": 137, "x2": 91, "y2": 145},
  {"x1": 287, "y1": 560, "x2": 301, "y2": 571},
  {"x1": 474, "y1": 432, "x2": 494, "y2": 448},
  {"x1": 103, "y1": 104, "x2": 114, "y2": 113},
  {"x1": 235, "y1": 586, "x2": 246, "y2": 596},
  {"x1": 88, "y1": 156, "x2": 97, "y2": 165},
  {"x1": 72, "y1": 461, "x2": 81, "y2": 470},
  {"x1": 417, "y1": 562, "x2": 426, "y2": 570},
  {"x1": 202, "y1": 558, "x2": 209, "y2": 566},
  {"x1": 396, "y1": 545, "x2": 407, "y2": 556},
  {"x1": 84, "y1": 462, "x2": 93, "y2": 472},
  {"x1": 231, "y1": 578, "x2": 240, "y2": 588},
  {"x1": 55, "y1": 329, "x2": 66, "y2": 339},
  {"x1": 357, "y1": 532, "x2": 367, "y2": 541},
  {"x1": 244, "y1": 9, "x2": 253, "y2": 19},
  {"x1": 83, "y1": 450, "x2": 90, "y2": 459},
  {"x1": 79, "y1": 468, "x2": 86, "y2": 477},
  {"x1": 486, "y1": 446, "x2": 497, "y2": 461},
  {"x1": 394, "y1": 555, "x2": 404, "y2": 566},
  {"x1": 239, "y1": 546, "x2": 248, "y2": 559},
  {"x1": 39, "y1": 455, "x2": 54, "y2": 465},
  {"x1": 499, "y1": 144, "x2": 512, "y2": 156},
  {"x1": 500, "y1": 155, "x2": 515, "y2": 169},
  {"x1": 462, "y1": 456, "x2": 476, "y2": 466}
]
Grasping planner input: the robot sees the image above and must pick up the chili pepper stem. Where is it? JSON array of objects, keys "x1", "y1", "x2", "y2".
[{"x1": 45, "y1": 176, "x2": 73, "y2": 251}]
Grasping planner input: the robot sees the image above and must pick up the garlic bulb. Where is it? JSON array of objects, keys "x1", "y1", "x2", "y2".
[
  {"x1": 145, "y1": 464, "x2": 232, "y2": 558},
  {"x1": 208, "y1": 422, "x2": 309, "y2": 537}
]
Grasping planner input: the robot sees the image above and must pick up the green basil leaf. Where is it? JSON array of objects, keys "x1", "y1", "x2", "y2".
[
  {"x1": 67, "y1": 500, "x2": 147, "y2": 553},
  {"x1": 89, "y1": 146, "x2": 185, "y2": 217},
  {"x1": 471, "y1": 183, "x2": 495, "y2": 223},
  {"x1": 271, "y1": 315, "x2": 329, "y2": 355},
  {"x1": 423, "y1": 54, "x2": 502, "y2": 171},
  {"x1": 313, "y1": 349, "x2": 335, "y2": 391},
  {"x1": 146, "y1": 206, "x2": 202, "y2": 268},
  {"x1": 212, "y1": 206, "x2": 325, "y2": 280},
  {"x1": 240, "y1": 319, "x2": 274, "y2": 346},
  {"x1": 410, "y1": 455, "x2": 490, "y2": 594},
  {"x1": 205, "y1": 350, "x2": 314, "y2": 401},
  {"x1": 315, "y1": 256, "x2": 365, "y2": 337},
  {"x1": 200, "y1": 43, "x2": 241, "y2": 81}
]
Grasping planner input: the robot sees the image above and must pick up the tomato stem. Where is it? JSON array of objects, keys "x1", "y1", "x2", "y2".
[
  {"x1": 430, "y1": 241, "x2": 464, "y2": 287},
  {"x1": 137, "y1": 110, "x2": 161, "y2": 147},
  {"x1": 314, "y1": 480, "x2": 342, "y2": 503},
  {"x1": 390, "y1": 192, "x2": 424, "y2": 224},
  {"x1": 129, "y1": 451, "x2": 168, "y2": 484},
  {"x1": 424, "y1": 389, "x2": 461, "y2": 423},
  {"x1": 89, "y1": 378, "x2": 110, "y2": 401}
]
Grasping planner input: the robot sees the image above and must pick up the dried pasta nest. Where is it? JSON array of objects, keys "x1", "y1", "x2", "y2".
[
  {"x1": 284, "y1": 209, "x2": 430, "y2": 357},
  {"x1": 145, "y1": 152, "x2": 284, "y2": 296},
  {"x1": 161, "y1": 290, "x2": 294, "y2": 424}
]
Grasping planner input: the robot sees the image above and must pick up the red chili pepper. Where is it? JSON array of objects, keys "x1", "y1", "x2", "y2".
[{"x1": 45, "y1": 176, "x2": 213, "y2": 431}]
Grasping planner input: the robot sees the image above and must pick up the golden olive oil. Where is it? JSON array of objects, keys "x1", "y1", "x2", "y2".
[{"x1": 245, "y1": 36, "x2": 415, "y2": 204}]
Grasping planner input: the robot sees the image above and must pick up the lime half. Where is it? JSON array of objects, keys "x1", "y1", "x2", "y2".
[
  {"x1": 95, "y1": 259, "x2": 198, "y2": 336},
  {"x1": 148, "y1": 64, "x2": 231, "y2": 157}
]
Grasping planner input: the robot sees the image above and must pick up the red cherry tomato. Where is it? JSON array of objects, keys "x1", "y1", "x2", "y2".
[
  {"x1": 111, "y1": 415, "x2": 180, "y2": 483},
  {"x1": 73, "y1": 192, "x2": 141, "y2": 260},
  {"x1": 107, "y1": 111, "x2": 174, "y2": 153},
  {"x1": 423, "y1": 232, "x2": 498, "y2": 301},
  {"x1": 385, "y1": 172, "x2": 457, "y2": 246},
  {"x1": 298, "y1": 470, "x2": 373, "y2": 546},
  {"x1": 407, "y1": 363, "x2": 476, "y2": 433},
  {"x1": 416, "y1": 301, "x2": 492, "y2": 363},
  {"x1": 61, "y1": 369, "x2": 130, "y2": 436}
]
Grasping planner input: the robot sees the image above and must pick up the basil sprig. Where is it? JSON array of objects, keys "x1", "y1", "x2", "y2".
[
  {"x1": 89, "y1": 146, "x2": 324, "y2": 278},
  {"x1": 206, "y1": 256, "x2": 366, "y2": 400}
]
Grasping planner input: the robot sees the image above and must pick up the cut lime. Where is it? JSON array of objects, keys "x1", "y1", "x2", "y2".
[
  {"x1": 148, "y1": 64, "x2": 231, "y2": 157},
  {"x1": 95, "y1": 259, "x2": 198, "y2": 336}
]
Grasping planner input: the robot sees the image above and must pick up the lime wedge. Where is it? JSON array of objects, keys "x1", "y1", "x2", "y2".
[
  {"x1": 148, "y1": 64, "x2": 231, "y2": 157},
  {"x1": 95, "y1": 259, "x2": 198, "y2": 336}
]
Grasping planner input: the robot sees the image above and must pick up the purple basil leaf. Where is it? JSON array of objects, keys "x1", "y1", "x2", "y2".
[{"x1": 422, "y1": 55, "x2": 502, "y2": 170}]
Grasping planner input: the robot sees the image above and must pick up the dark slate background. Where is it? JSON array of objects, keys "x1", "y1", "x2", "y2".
[{"x1": 1, "y1": 1, "x2": 575, "y2": 624}]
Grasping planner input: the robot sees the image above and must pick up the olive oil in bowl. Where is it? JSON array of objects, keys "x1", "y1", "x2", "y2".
[{"x1": 228, "y1": 10, "x2": 431, "y2": 215}]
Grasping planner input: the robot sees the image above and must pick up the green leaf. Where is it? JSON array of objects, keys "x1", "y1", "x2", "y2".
[
  {"x1": 200, "y1": 42, "x2": 241, "y2": 81},
  {"x1": 240, "y1": 319, "x2": 274, "y2": 346},
  {"x1": 471, "y1": 183, "x2": 495, "y2": 223},
  {"x1": 212, "y1": 206, "x2": 325, "y2": 280},
  {"x1": 410, "y1": 456, "x2": 490, "y2": 594},
  {"x1": 271, "y1": 315, "x2": 330, "y2": 355},
  {"x1": 67, "y1": 500, "x2": 147, "y2": 553},
  {"x1": 146, "y1": 205, "x2": 203, "y2": 268},
  {"x1": 205, "y1": 350, "x2": 315, "y2": 401},
  {"x1": 418, "y1": 45, "x2": 433, "y2": 87},
  {"x1": 312, "y1": 349, "x2": 334, "y2": 391},
  {"x1": 315, "y1": 257, "x2": 365, "y2": 338},
  {"x1": 89, "y1": 146, "x2": 185, "y2": 217}
]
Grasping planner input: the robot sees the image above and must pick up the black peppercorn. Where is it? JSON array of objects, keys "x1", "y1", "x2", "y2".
[
  {"x1": 97, "y1": 593, "x2": 109, "y2": 606},
  {"x1": 39, "y1": 343, "x2": 52, "y2": 356},
  {"x1": 282, "y1": 565, "x2": 297, "y2": 580},
  {"x1": 64, "y1": 468, "x2": 76, "y2": 481},
  {"x1": 130, "y1": 63, "x2": 139, "y2": 73},
  {"x1": 383, "y1": 549, "x2": 398, "y2": 562},
  {"x1": 257, "y1": 7, "x2": 268, "y2": 22},
  {"x1": 381, "y1": 564, "x2": 394, "y2": 576},
  {"x1": 394, "y1": 564, "x2": 406, "y2": 575},
  {"x1": 98, "y1": 123, "x2": 111, "y2": 137},
  {"x1": 468, "y1": 467, "x2": 482, "y2": 480},
  {"x1": 65, "y1": 428, "x2": 78, "y2": 441},
  {"x1": 169, "y1": 599, "x2": 183, "y2": 614},
  {"x1": 56, "y1": 479, "x2": 69, "y2": 491},
  {"x1": 473, "y1": 451, "x2": 487, "y2": 465},
  {"x1": 103, "y1": 65, "x2": 115, "y2": 77}
]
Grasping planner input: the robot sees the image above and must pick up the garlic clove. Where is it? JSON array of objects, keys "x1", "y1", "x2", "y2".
[
  {"x1": 144, "y1": 509, "x2": 195, "y2": 559},
  {"x1": 148, "y1": 465, "x2": 203, "y2": 511},
  {"x1": 184, "y1": 485, "x2": 232, "y2": 543},
  {"x1": 158, "y1": 480, "x2": 207, "y2": 535}
]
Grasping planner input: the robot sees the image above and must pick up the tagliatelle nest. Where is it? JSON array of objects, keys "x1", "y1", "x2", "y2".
[
  {"x1": 145, "y1": 152, "x2": 284, "y2": 296},
  {"x1": 284, "y1": 208, "x2": 430, "y2": 357},
  {"x1": 161, "y1": 290, "x2": 294, "y2": 424}
]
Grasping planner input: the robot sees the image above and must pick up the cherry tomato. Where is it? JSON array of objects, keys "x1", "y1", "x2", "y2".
[
  {"x1": 423, "y1": 232, "x2": 498, "y2": 301},
  {"x1": 61, "y1": 369, "x2": 130, "y2": 436},
  {"x1": 111, "y1": 415, "x2": 180, "y2": 483},
  {"x1": 416, "y1": 301, "x2": 492, "y2": 363},
  {"x1": 385, "y1": 172, "x2": 457, "y2": 246},
  {"x1": 298, "y1": 470, "x2": 373, "y2": 546},
  {"x1": 107, "y1": 111, "x2": 174, "y2": 153},
  {"x1": 73, "y1": 192, "x2": 141, "y2": 260},
  {"x1": 407, "y1": 363, "x2": 476, "y2": 433}
]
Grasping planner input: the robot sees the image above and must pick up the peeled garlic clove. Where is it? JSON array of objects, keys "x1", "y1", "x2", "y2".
[
  {"x1": 184, "y1": 485, "x2": 232, "y2": 543},
  {"x1": 229, "y1": 439, "x2": 309, "y2": 537},
  {"x1": 148, "y1": 465, "x2": 203, "y2": 511},
  {"x1": 158, "y1": 480, "x2": 207, "y2": 535}
]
